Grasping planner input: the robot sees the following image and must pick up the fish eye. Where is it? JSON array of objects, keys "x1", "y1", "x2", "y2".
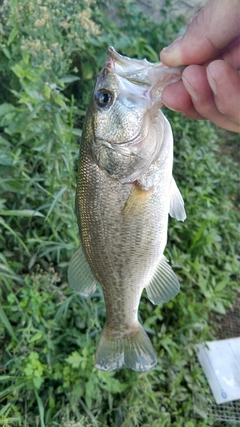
[{"x1": 95, "y1": 89, "x2": 113, "y2": 108}]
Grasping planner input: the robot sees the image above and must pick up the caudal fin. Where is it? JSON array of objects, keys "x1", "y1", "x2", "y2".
[{"x1": 94, "y1": 323, "x2": 157, "y2": 371}]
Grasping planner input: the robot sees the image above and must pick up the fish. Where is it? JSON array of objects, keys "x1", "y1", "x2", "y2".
[{"x1": 68, "y1": 46, "x2": 186, "y2": 372}]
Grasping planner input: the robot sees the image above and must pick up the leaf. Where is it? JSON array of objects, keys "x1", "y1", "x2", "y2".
[
  {"x1": 24, "y1": 89, "x2": 45, "y2": 101},
  {"x1": 46, "y1": 187, "x2": 67, "y2": 219},
  {"x1": 33, "y1": 376, "x2": 44, "y2": 389},
  {"x1": 66, "y1": 351, "x2": 83, "y2": 369},
  {"x1": 0, "y1": 375, "x2": 14, "y2": 381},
  {"x1": 0, "y1": 305, "x2": 18, "y2": 342},
  {"x1": 11, "y1": 63, "x2": 25, "y2": 78},
  {"x1": 0, "y1": 217, "x2": 30, "y2": 255},
  {"x1": 2, "y1": 47, "x2": 11, "y2": 59},
  {"x1": 143, "y1": 43, "x2": 159, "y2": 62},
  {"x1": 72, "y1": 128, "x2": 82, "y2": 136},
  {"x1": 211, "y1": 300, "x2": 226, "y2": 315},
  {"x1": 34, "y1": 389, "x2": 46, "y2": 427},
  {"x1": 81, "y1": 61, "x2": 94, "y2": 79},
  {"x1": 53, "y1": 94, "x2": 67, "y2": 108},
  {"x1": 0, "y1": 382, "x2": 26, "y2": 401},
  {"x1": 0, "y1": 403, "x2": 10, "y2": 416},
  {"x1": 54, "y1": 296, "x2": 73, "y2": 322},
  {"x1": 214, "y1": 280, "x2": 228, "y2": 292},
  {"x1": 0, "y1": 103, "x2": 16, "y2": 117},
  {"x1": 43, "y1": 84, "x2": 51, "y2": 100},
  {"x1": 60, "y1": 75, "x2": 80, "y2": 83},
  {"x1": 190, "y1": 220, "x2": 208, "y2": 249},
  {"x1": 0, "y1": 150, "x2": 13, "y2": 166},
  {"x1": 29, "y1": 331, "x2": 43, "y2": 343},
  {"x1": 0, "y1": 178, "x2": 23, "y2": 192},
  {"x1": 0, "y1": 209, "x2": 44, "y2": 217},
  {"x1": 7, "y1": 25, "x2": 19, "y2": 45},
  {"x1": 54, "y1": 114, "x2": 63, "y2": 136}
]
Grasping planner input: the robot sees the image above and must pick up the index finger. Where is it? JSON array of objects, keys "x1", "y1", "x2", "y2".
[{"x1": 160, "y1": 0, "x2": 240, "y2": 67}]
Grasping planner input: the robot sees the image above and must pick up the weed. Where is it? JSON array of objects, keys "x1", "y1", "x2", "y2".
[{"x1": 0, "y1": 1, "x2": 239, "y2": 426}]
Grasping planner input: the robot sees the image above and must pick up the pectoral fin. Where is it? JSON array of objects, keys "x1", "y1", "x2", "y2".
[
  {"x1": 122, "y1": 181, "x2": 153, "y2": 218},
  {"x1": 68, "y1": 244, "x2": 98, "y2": 297},
  {"x1": 146, "y1": 256, "x2": 180, "y2": 304},
  {"x1": 169, "y1": 177, "x2": 186, "y2": 221}
]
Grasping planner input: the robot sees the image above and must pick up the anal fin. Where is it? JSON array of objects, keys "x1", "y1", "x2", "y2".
[
  {"x1": 146, "y1": 256, "x2": 180, "y2": 304},
  {"x1": 68, "y1": 243, "x2": 98, "y2": 297}
]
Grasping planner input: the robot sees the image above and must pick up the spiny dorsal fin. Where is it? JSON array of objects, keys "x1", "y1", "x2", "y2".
[
  {"x1": 169, "y1": 177, "x2": 186, "y2": 221},
  {"x1": 68, "y1": 244, "x2": 98, "y2": 297},
  {"x1": 146, "y1": 255, "x2": 180, "y2": 304}
]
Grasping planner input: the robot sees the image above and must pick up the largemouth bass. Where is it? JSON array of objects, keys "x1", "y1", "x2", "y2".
[{"x1": 68, "y1": 47, "x2": 186, "y2": 372}]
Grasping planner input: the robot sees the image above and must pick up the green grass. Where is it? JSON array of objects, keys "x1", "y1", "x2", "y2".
[{"x1": 0, "y1": 0, "x2": 239, "y2": 426}]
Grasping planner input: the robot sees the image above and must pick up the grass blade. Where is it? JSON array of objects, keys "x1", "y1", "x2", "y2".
[
  {"x1": 0, "y1": 209, "x2": 44, "y2": 217},
  {"x1": 34, "y1": 389, "x2": 46, "y2": 427},
  {"x1": 46, "y1": 186, "x2": 67, "y2": 219},
  {"x1": 0, "y1": 306, "x2": 18, "y2": 342}
]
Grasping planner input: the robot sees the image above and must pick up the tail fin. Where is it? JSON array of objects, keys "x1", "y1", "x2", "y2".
[{"x1": 94, "y1": 323, "x2": 157, "y2": 371}]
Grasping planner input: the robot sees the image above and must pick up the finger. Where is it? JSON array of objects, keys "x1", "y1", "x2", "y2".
[
  {"x1": 161, "y1": 81, "x2": 203, "y2": 120},
  {"x1": 222, "y1": 37, "x2": 240, "y2": 69},
  {"x1": 160, "y1": 0, "x2": 240, "y2": 67},
  {"x1": 207, "y1": 60, "x2": 240, "y2": 126},
  {"x1": 183, "y1": 64, "x2": 240, "y2": 132}
]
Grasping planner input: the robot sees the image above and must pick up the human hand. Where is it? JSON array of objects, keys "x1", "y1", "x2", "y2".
[{"x1": 160, "y1": 0, "x2": 240, "y2": 133}]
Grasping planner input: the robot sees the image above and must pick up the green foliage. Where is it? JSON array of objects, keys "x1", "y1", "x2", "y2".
[
  {"x1": 0, "y1": 0, "x2": 100, "y2": 81},
  {"x1": 0, "y1": 0, "x2": 97, "y2": 271},
  {"x1": 0, "y1": 0, "x2": 239, "y2": 426}
]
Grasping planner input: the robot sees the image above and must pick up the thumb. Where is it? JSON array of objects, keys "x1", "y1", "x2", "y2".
[{"x1": 160, "y1": 0, "x2": 240, "y2": 67}]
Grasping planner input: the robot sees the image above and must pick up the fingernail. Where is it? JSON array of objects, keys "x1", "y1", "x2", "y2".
[
  {"x1": 162, "y1": 36, "x2": 182, "y2": 53},
  {"x1": 207, "y1": 67, "x2": 218, "y2": 95},
  {"x1": 182, "y1": 77, "x2": 199, "y2": 102}
]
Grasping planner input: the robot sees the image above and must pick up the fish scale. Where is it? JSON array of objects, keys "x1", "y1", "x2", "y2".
[{"x1": 68, "y1": 47, "x2": 186, "y2": 371}]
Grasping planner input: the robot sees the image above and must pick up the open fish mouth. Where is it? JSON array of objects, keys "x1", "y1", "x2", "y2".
[
  {"x1": 90, "y1": 46, "x2": 184, "y2": 185},
  {"x1": 105, "y1": 46, "x2": 185, "y2": 103}
]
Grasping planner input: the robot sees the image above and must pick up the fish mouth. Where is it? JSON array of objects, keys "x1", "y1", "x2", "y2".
[
  {"x1": 91, "y1": 47, "x2": 179, "y2": 183},
  {"x1": 105, "y1": 46, "x2": 185, "y2": 103},
  {"x1": 106, "y1": 46, "x2": 152, "y2": 77}
]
